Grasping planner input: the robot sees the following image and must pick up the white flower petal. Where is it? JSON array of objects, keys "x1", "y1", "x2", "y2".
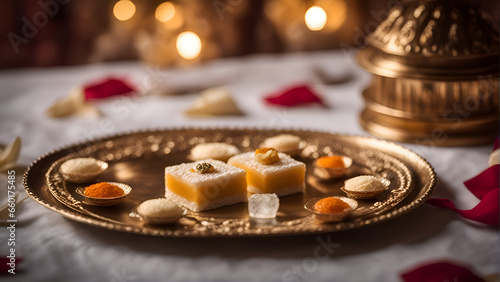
[
  {"x1": 0, "y1": 136, "x2": 21, "y2": 171},
  {"x1": 184, "y1": 87, "x2": 243, "y2": 117},
  {"x1": 489, "y1": 148, "x2": 499, "y2": 166},
  {"x1": 46, "y1": 87, "x2": 85, "y2": 117}
]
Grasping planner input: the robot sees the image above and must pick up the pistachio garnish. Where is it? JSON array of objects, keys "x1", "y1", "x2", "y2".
[{"x1": 192, "y1": 162, "x2": 215, "y2": 173}]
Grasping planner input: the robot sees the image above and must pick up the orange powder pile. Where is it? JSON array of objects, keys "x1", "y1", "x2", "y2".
[
  {"x1": 314, "y1": 197, "x2": 350, "y2": 214},
  {"x1": 316, "y1": 156, "x2": 345, "y2": 169},
  {"x1": 84, "y1": 182, "x2": 124, "y2": 198}
]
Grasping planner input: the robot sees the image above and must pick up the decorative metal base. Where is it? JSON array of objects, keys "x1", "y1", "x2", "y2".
[
  {"x1": 360, "y1": 108, "x2": 499, "y2": 147},
  {"x1": 358, "y1": 74, "x2": 499, "y2": 147}
]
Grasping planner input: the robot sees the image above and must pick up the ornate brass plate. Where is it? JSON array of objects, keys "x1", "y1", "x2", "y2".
[{"x1": 23, "y1": 128, "x2": 436, "y2": 237}]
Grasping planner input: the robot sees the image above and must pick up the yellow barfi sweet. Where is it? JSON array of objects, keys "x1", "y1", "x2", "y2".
[
  {"x1": 228, "y1": 152, "x2": 306, "y2": 196},
  {"x1": 164, "y1": 159, "x2": 247, "y2": 212}
]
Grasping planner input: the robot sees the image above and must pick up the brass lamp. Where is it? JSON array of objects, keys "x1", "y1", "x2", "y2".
[{"x1": 356, "y1": 0, "x2": 499, "y2": 146}]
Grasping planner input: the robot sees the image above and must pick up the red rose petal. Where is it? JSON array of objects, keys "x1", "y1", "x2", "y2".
[
  {"x1": 264, "y1": 85, "x2": 325, "y2": 107},
  {"x1": 464, "y1": 165, "x2": 499, "y2": 199},
  {"x1": 427, "y1": 188, "x2": 499, "y2": 226},
  {"x1": 84, "y1": 78, "x2": 136, "y2": 101},
  {"x1": 402, "y1": 261, "x2": 485, "y2": 282},
  {"x1": 0, "y1": 258, "x2": 22, "y2": 274}
]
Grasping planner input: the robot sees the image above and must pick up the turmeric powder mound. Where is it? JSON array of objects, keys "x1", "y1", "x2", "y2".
[
  {"x1": 316, "y1": 156, "x2": 345, "y2": 169},
  {"x1": 314, "y1": 197, "x2": 350, "y2": 214},
  {"x1": 84, "y1": 182, "x2": 124, "y2": 198}
]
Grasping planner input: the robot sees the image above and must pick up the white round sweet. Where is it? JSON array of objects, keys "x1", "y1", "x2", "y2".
[
  {"x1": 262, "y1": 134, "x2": 302, "y2": 152},
  {"x1": 345, "y1": 175, "x2": 386, "y2": 192},
  {"x1": 137, "y1": 198, "x2": 183, "y2": 219},
  {"x1": 190, "y1": 143, "x2": 240, "y2": 162},
  {"x1": 60, "y1": 158, "x2": 104, "y2": 175}
]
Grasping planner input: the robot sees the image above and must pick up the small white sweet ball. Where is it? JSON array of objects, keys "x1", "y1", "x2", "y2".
[
  {"x1": 344, "y1": 175, "x2": 386, "y2": 192},
  {"x1": 60, "y1": 158, "x2": 103, "y2": 174},
  {"x1": 261, "y1": 134, "x2": 302, "y2": 153},
  {"x1": 190, "y1": 143, "x2": 240, "y2": 162},
  {"x1": 137, "y1": 198, "x2": 183, "y2": 218}
]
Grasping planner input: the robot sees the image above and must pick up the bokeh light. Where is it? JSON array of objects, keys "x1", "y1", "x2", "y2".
[
  {"x1": 155, "y1": 2, "x2": 176, "y2": 23},
  {"x1": 176, "y1": 31, "x2": 202, "y2": 60},
  {"x1": 305, "y1": 6, "x2": 327, "y2": 31},
  {"x1": 113, "y1": 0, "x2": 136, "y2": 21}
]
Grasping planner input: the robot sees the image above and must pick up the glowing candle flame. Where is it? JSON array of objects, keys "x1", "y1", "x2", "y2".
[
  {"x1": 155, "y1": 2, "x2": 176, "y2": 23},
  {"x1": 113, "y1": 0, "x2": 136, "y2": 21},
  {"x1": 176, "y1": 31, "x2": 202, "y2": 60},
  {"x1": 305, "y1": 6, "x2": 327, "y2": 31}
]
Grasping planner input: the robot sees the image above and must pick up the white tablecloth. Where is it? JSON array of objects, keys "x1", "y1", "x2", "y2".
[{"x1": 0, "y1": 51, "x2": 497, "y2": 282}]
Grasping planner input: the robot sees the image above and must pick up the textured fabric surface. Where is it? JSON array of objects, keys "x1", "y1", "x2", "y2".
[{"x1": 0, "y1": 51, "x2": 497, "y2": 282}]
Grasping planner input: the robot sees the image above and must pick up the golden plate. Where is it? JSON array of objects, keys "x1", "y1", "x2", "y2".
[{"x1": 23, "y1": 128, "x2": 436, "y2": 237}]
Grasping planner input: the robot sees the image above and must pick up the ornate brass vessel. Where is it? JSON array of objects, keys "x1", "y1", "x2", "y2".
[{"x1": 357, "y1": 0, "x2": 499, "y2": 146}]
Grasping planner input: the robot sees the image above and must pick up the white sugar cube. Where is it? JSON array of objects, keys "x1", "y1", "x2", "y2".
[{"x1": 248, "y1": 193, "x2": 279, "y2": 219}]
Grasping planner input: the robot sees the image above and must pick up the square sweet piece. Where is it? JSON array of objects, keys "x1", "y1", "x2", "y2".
[
  {"x1": 228, "y1": 152, "x2": 306, "y2": 196},
  {"x1": 164, "y1": 159, "x2": 247, "y2": 212}
]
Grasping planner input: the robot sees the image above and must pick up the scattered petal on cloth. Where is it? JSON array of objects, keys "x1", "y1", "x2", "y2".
[
  {"x1": 427, "y1": 189, "x2": 499, "y2": 226},
  {"x1": 0, "y1": 137, "x2": 21, "y2": 172},
  {"x1": 264, "y1": 85, "x2": 325, "y2": 107},
  {"x1": 489, "y1": 149, "x2": 499, "y2": 166},
  {"x1": 84, "y1": 78, "x2": 136, "y2": 101},
  {"x1": 490, "y1": 137, "x2": 499, "y2": 166},
  {"x1": 0, "y1": 258, "x2": 22, "y2": 274},
  {"x1": 184, "y1": 87, "x2": 243, "y2": 117},
  {"x1": 401, "y1": 261, "x2": 486, "y2": 282},
  {"x1": 46, "y1": 87, "x2": 100, "y2": 118},
  {"x1": 463, "y1": 165, "x2": 499, "y2": 199},
  {"x1": 47, "y1": 77, "x2": 135, "y2": 118},
  {"x1": 427, "y1": 140, "x2": 500, "y2": 226}
]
